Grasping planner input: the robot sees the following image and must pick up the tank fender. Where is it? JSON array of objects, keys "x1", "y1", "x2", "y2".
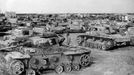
[{"x1": 4, "y1": 51, "x2": 30, "y2": 61}]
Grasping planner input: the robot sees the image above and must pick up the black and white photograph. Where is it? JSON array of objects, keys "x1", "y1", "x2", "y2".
[{"x1": 0, "y1": 0, "x2": 134, "y2": 75}]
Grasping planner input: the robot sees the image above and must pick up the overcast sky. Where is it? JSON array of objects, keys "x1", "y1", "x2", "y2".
[{"x1": 0, "y1": 0, "x2": 134, "y2": 13}]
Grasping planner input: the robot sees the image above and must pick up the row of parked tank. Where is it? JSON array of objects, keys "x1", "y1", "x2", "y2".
[
  {"x1": 0, "y1": 26, "x2": 92, "y2": 75},
  {"x1": 1, "y1": 22, "x2": 134, "y2": 75},
  {"x1": 0, "y1": 13, "x2": 134, "y2": 75}
]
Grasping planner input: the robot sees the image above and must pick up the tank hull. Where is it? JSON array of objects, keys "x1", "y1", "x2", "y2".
[{"x1": 77, "y1": 34, "x2": 132, "y2": 50}]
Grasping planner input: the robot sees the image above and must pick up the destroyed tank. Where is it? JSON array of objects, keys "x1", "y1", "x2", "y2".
[
  {"x1": 0, "y1": 26, "x2": 58, "y2": 48},
  {"x1": 65, "y1": 23, "x2": 85, "y2": 33},
  {"x1": 50, "y1": 24, "x2": 67, "y2": 34},
  {"x1": 20, "y1": 36, "x2": 91, "y2": 75},
  {"x1": 77, "y1": 26, "x2": 134, "y2": 50},
  {"x1": 0, "y1": 46, "x2": 31, "y2": 75},
  {"x1": 0, "y1": 18, "x2": 12, "y2": 32},
  {"x1": 0, "y1": 32, "x2": 29, "y2": 48},
  {"x1": 32, "y1": 26, "x2": 61, "y2": 37}
]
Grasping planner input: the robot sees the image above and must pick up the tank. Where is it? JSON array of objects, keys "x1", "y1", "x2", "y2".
[
  {"x1": 50, "y1": 24, "x2": 67, "y2": 34},
  {"x1": 0, "y1": 18, "x2": 12, "y2": 32},
  {"x1": 32, "y1": 26, "x2": 61, "y2": 37},
  {"x1": 0, "y1": 25, "x2": 12, "y2": 32},
  {"x1": 77, "y1": 26, "x2": 134, "y2": 50},
  {"x1": 19, "y1": 36, "x2": 91, "y2": 74},
  {"x1": 65, "y1": 23, "x2": 85, "y2": 33},
  {"x1": 0, "y1": 26, "x2": 59, "y2": 48},
  {"x1": 22, "y1": 46, "x2": 91, "y2": 74},
  {"x1": 0, "y1": 34, "x2": 28, "y2": 48},
  {"x1": 0, "y1": 46, "x2": 30, "y2": 75}
]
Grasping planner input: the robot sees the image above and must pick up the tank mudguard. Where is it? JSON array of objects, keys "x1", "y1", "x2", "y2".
[
  {"x1": 114, "y1": 38, "x2": 130, "y2": 42},
  {"x1": 5, "y1": 51, "x2": 30, "y2": 61}
]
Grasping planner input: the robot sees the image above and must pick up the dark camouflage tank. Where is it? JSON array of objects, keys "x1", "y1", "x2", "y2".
[
  {"x1": 21, "y1": 45, "x2": 91, "y2": 74},
  {"x1": 19, "y1": 35, "x2": 91, "y2": 74}
]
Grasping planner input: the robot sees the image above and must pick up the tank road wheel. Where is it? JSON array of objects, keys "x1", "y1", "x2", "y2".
[
  {"x1": 101, "y1": 44, "x2": 107, "y2": 50},
  {"x1": 80, "y1": 54, "x2": 90, "y2": 67},
  {"x1": 9, "y1": 60, "x2": 24, "y2": 75},
  {"x1": 107, "y1": 40, "x2": 114, "y2": 48},
  {"x1": 72, "y1": 64, "x2": 80, "y2": 71},
  {"x1": 64, "y1": 64, "x2": 72, "y2": 73},
  {"x1": 29, "y1": 58, "x2": 40, "y2": 69},
  {"x1": 26, "y1": 69, "x2": 36, "y2": 75},
  {"x1": 55, "y1": 65, "x2": 64, "y2": 74}
]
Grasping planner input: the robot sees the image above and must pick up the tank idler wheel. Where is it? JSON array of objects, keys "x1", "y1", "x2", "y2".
[
  {"x1": 29, "y1": 58, "x2": 39, "y2": 69},
  {"x1": 80, "y1": 54, "x2": 90, "y2": 67},
  {"x1": 26, "y1": 69, "x2": 36, "y2": 75},
  {"x1": 55, "y1": 65, "x2": 64, "y2": 74},
  {"x1": 64, "y1": 64, "x2": 72, "y2": 73},
  {"x1": 72, "y1": 64, "x2": 80, "y2": 71},
  {"x1": 101, "y1": 45, "x2": 107, "y2": 50},
  {"x1": 9, "y1": 60, "x2": 24, "y2": 75}
]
